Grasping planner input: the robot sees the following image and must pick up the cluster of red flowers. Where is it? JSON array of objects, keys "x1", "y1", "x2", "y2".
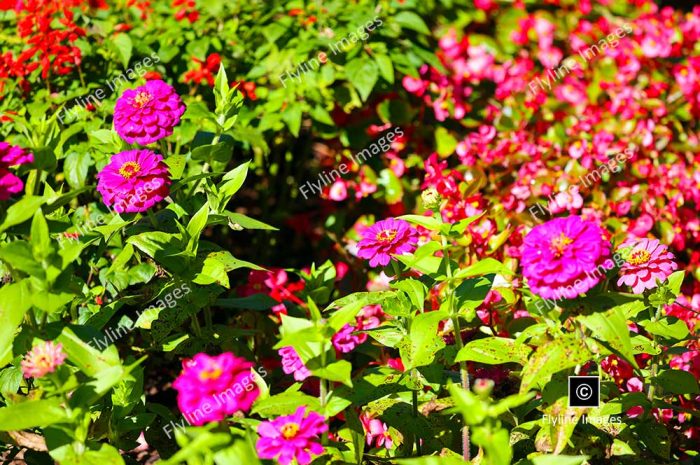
[
  {"x1": 172, "y1": 0, "x2": 198, "y2": 23},
  {"x1": 182, "y1": 53, "x2": 221, "y2": 87},
  {"x1": 0, "y1": 0, "x2": 105, "y2": 96}
]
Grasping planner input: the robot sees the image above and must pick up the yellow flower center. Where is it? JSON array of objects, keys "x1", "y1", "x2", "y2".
[
  {"x1": 376, "y1": 229, "x2": 397, "y2": 243},
  {"x1": 119, "y1": 161, "x2": 141, "y2": 179},
  {"x1": 281, "y1": 422, "x2": 300, "y2": 439},
  {"x1": 627, "y1": 249, "x2": 651, "y2": 266},
  {"x1": 132, "y1": 91, "x2": 152, "y2": 108},
  {"x1": 198, "y1": 365, "x2": 223, "y2": 381},
  {"x1": 35, "y1": 355, "x2": 52, "y2": 369},
  {"x1": 550, "y1": 232, "x2": 573, "y2": 257}
]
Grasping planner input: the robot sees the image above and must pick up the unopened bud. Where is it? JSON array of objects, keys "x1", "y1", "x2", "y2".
[
  {"x1": 473, "y1": 378, "x2": 494, "y2": 397},
  {"x1": 421, "y1": 187, "x2": 442, "y2": 210}
]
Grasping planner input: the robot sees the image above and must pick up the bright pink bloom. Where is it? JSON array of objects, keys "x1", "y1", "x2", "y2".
[
  {"x1": 332, "y1": 324, "x2": 363, "y2": 353},
  {"x1": 360, "y1": 413, "x2": 393, "y2": 449},
  {"x1": 521, "y1": 215, "x2": 611, "y2": 300},
  {"x1": 256, "y1": 406, "x2": 328, "y2": 465},
  {"x1": 172, "y1": 353, "x2": 259, "y2": 426},
  {"x1": 617, "y1": 238, "x2": 678, "y2": 294},
  {"x1": 21, "y1": 341, "x2": 66, "y2": 378},
  {"x1": 96, "y1": 149, "x2": 171, "y2": 213},
  {"x1": 113, "y1": 80, "x2": 185, "y2": 145},
  {"x1": 0, "y1": 168, "x2": 23, "y2": 200},
  {"x1": 278, "y1": 346, "x2": 311, "y2": 382},
  {"x1": 0, "y1": 142, "x2": 33, "y2": 166},
  {"x1": 357, "y1": 218, "x2": 419, "y2": 267}
]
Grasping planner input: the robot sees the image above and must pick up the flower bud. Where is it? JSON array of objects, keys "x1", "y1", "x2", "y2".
[
  {"x1": 421, "y1": 187, "x2": 442, "y2": 210},
  {"x1": 473, "y1": 378, "x2": 494, "y2": 397}
]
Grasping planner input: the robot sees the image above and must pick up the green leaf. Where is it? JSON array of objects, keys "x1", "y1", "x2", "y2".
[
  {"x1": 281, "y1": 103, "x2": 302, "y2": 137},
  {"x1": 311, "y1": 360, "x2": 353, "y2": 387},
  {"x1": 0, "y1": 196, "x2": 45, "y2": 233},
  {"x1": 0, "y1": 399, "x2": 67, "y2": 431},
  {"x1": 194, "y1": 251, "x2": 263, "y2": 288},
  {"x1": 454, "y1": 276, "x2": 492, "y2": 314},
  {"x1": 653, "y1": 369, "x2": 700, "y2": 395},
  {"x1": 399, "y1": 310, "x2": 447, "y2": 369},
  {"x1": 435, "y1": 127, "x2": 457, "y2": 157},
  {"x1": 186, "y1": 203, "x2": 209, "y2": 255},
  {"x1": 520, "y1": 335, "x2": 592, "y2": 393},
  {"x1": 391, "y1": 278, "x2": 427, "y2": 310},
  {"x1": 64, "y1": 151, "x2": 93, "y2": 189},
  {"x1": 113, "y1": 33, "x2": 133, "y2": 68},
  {"x1": 641, "y1": 317, "x2": 690, "y2": 341},
  {"x1": 393, "y1": 11, "x2": 431, "y2": 34},
  {"x1": 191, "y1": 140, "x2": 234, "y2": 163},
  {"x1": 398, "y1": 214, "x2": 442, "y2": 231},
  {"x1": 252, "y1": 389, "x2": 322, "y2": 418},
  {"x1": 578, "y1": 305, "x2": 637, "y2": 368},
  {"x1": 345, "y1": 58, "x2": 378, "y2": 101},
  {"x1": 0, "y1": 241, "x2": 43, "y2": 276},
  {"x1": 30, "y1": 210, "x2": 51, "y2": 259},
  {"x1": 532, "y1": 456, "x2": 589, "y2": 465},
  {"x1": 127, "y1": 231, "x2": 187, "y2": 273},
  {"x1": 666, "y1": 270, "x2": 684, "y2": 296},
  {"x1": 218, "y1": 162, "x2": 249, "y2": 206},
  {"x1": 453, "y1": 258, "x2": 510, "y2": 279},
  {"x1": 378, "y1": 168, "x2": 403, "y2": 204},
  {"x1": 164, "y1": 154, "x2": 187, "y2": 180},
  {"x1": 448, "y1": 384, "x2": 487, "y2": 424},
  {"x1": 56, "y1": 327, "x2": 121, "y2": 377},
  {"x1": 0, "y1": 282, "x2": 32, "y2": 365},
  {"x1": 455, "y1": 337, "x2": 532, "y2": 365},
  {"x1": 375, "y1": 54, "x2": 394, "y2": 84}
]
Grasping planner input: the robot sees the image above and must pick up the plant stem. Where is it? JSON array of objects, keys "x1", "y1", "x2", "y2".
[
  {"x1": 647, "y1": 304, "x2": 663, "y2": 401},
  {"x1": 320, "y1": 347, "x2": 329, "y2": 445},
  {"x1": 441, "y1": 228, "x2": 470, "y2": 461}
]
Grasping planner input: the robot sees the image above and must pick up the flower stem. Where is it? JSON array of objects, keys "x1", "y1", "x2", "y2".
[{"x1": 441, "y1": 227, "x2": 470, "y2": 461}]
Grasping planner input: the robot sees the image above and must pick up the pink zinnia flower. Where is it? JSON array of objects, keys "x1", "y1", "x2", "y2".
[
  {"x1": 360, "y1": 413, "x2": 393, "y2": 449},
  {"x1": 278, "y1": 346, "x2": 311, "y2": 382},
  {"x1": 0, "y1": 168, "x2": 24, "y2": 200},
  {"x1": 357, "y1": 218, "x2": 419, "y2": 267},
  {"x1": 521, "y1": 215, "x2": 611, "y2": 300},
  {"x1": 616, "y1": 238, "x2": 677, "y2": 294},
  {"x1": 256, "y1": 406, "x2": 327, "y2": 465},
  {"x1": 96, "y1": 149, "x2": 171, "y2": 213},
  {"x1": 0, "y1": 142, "x2": 33, "y2": 166},
  {"x1": 172, "y1": 353, "x2": 259, "y2": 426},
  {"x1": 21, "y1": 341, "x2": 66, "y2": 378},
  {"x1": 113, "y1": 80, "x2": 185, "y2": 145}
]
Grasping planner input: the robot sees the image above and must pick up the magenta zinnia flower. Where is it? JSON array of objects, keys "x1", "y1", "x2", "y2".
[
  {"x1": 256, "y1": 406, "x2": 328, "y2": 465},
  {"x1": 0, "y1": 168, "x2": 24, "y2": 200},
  {"x1": 521, "y1": 215, "x2": 611, "y2": 300},
  {"x1": 357, "y1": 218, "x2": 419, "y2": 267},
  {"x1": 616, "y1": 238, "x2": 677, "y2": 294},
  {"x1": 172, "y1": 353, "x2": 259, "y2": 426},
  {"x1": 21, "y1": 341, "x2": 66, "y2": 379},
  {"x1": 96, "y1": 149, "x2": 170, "y2": 213},
  {"x1": 113, "y1": 80, "x2": 185, "y2": 145},
  {"x1": 278, "y1": 346, "x2": 312, "y2": 382},
  {"x1": 0, "y1": 142, "x2": 33, "y2": 166}
]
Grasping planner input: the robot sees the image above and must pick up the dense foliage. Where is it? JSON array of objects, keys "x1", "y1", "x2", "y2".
[{"x1": 0, "y1": 0, "x2": 698, "y2": 464}]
